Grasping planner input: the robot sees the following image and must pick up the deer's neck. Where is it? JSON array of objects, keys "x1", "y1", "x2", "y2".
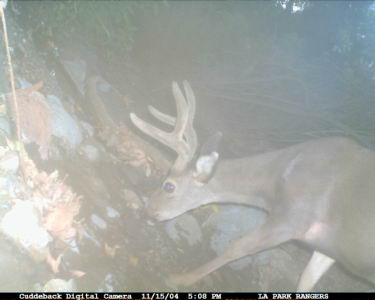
[{"x1": 205, "y1": 149, "x2": 290, "y2": 211}]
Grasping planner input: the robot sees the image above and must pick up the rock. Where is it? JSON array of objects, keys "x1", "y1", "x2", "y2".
[
  {"x1": 165, "y1": 214, "x2": 202, "y2": 247},
  {"x1": 79, "y1": 144, "x2": 100, "y2": 161},
  {"x1": 17, "y1": 77, "x2": 32, "y2": 89},
  {"x1": 0, "y1": 117, "x2": 11, "y2": 136},
  {"x1": 203, "y1": 205, "x2": 268, "y2": 270},
  {"x1": 0, "y1": 200, "x2": 52, "y2": 260},
  {"x1": 41, "y1": 278, "x2": 76, "y2": 292},
  {"x1": 90, "y1": 214, "x2": 107, "y2": 230},
  {"x1": 80, "y1": 121, "x2": 95, "y2": 138},
  {"x1": 0, "y1": 149, "x2": 19, "y2": 174},
  {"x1": 97, "y1": 80, "x2": 111, "y2": 93},
  {"x1": 0, "y1": 175, "x2": 24, "y2": 199},
  {"x1": 46, "y1": 95, "x2": 83, "y2": 151},
  {"x1": 106, "y1": 207, "x2": 120, "y2": 219},
  {"x1": 61, "y1": 59, "x2": 87, "y2": 95},
  {"x1": 98, "y1": 273, "x2": 115, "y2": 292}
]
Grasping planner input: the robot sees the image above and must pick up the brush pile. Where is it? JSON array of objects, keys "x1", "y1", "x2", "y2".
[{"x1": 0, "y1": 142, "x2": 82, "y2": 273}]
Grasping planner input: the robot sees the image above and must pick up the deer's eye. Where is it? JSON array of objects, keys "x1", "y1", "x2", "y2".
[{"x1": 163, "y1": 182, "x2": 176, "y2": 193}]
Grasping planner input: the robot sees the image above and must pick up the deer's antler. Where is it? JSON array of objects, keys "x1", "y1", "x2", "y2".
[{"x1": 130, "y1": 81, "x2": 198, "y2": 173}]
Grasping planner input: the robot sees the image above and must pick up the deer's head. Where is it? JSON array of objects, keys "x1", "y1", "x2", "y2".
[{"x1": 130, "y1": 81, "x2": 220, "y2": 221}]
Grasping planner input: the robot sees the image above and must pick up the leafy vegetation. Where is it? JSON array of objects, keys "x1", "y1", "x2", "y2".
[{"x1": 19, "y1": 0, "x2": 167, "y2": 62}]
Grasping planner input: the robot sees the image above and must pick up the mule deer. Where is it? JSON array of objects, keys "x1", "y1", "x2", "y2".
[{"x1": 130, "y1": 81, "x2": 375, "y2": 291}]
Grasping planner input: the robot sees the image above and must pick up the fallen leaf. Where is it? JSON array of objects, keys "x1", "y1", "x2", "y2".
[
  {"x1": 104, "y1": 243, "x2": 120, "y2": 258},
  {"x1": 70, "y1": 270, "x2": 86, "y2": 278},
  {"x1": 202, "y1": 204, "x2": 220, "y2": 213},
  {"x1": 128, "y1": 255, "x2": 139, "y2": 266},
  {"x1": 43, "y1": 200, "x2": 80, "y2": 241},
  {"x1": 45, "y1": 251, "x2": 62, "y2": 274},
  {"x1": 7, "y1": 81, "x2": 52, "y2": 159}
]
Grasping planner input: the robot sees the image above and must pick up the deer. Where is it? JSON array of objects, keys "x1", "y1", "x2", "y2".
[{"x1": 130, "y1": 80, "x2": 375, "y2": 291}]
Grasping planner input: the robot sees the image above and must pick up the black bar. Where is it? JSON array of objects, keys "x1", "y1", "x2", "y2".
[{"x1": 0, "y1": 292, "x2": 374, "y2": 300}]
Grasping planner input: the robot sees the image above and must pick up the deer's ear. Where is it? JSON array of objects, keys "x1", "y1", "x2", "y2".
[{"x1": 193, "y1": 152, "x2": 219, "y2": 182}]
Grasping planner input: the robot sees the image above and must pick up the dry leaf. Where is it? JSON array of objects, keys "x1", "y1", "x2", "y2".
[
  {"x1": 43, "y1": 200, "x2": 80, "y2": 241},
  {"x1": 128, "y1": 255, "x2": 139, "y2": 266},
  {"x1": 70, "y1": 270, "x2": 86, "y2": 278},
  {"x1": 104, "y1": 243, "x2": 120, "y2": 258},
  {"x1": 45, "y1": 251, "x2": 62, "y2": 274},
  {"x1": 202, "y1": 204, "x2": 220, "y2": 213},
  {"x1": 6, "y1": 81, "x2": 52, "y2": 159}
]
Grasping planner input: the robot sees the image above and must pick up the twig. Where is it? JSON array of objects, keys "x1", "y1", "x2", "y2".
[{"x1": 0, "y1": 6, "x2": 21, "y2": 141}]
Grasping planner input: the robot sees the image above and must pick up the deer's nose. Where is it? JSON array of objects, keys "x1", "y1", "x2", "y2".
[
  {"x1": 146, "y1": 205, "x2": 162, "y2": 221},
  {"x1": 152, "y1": 211, "x2": 168, "y2": 221},
  {"x1": 147, "y1": 207, "x2": 171, "y2": 222}
]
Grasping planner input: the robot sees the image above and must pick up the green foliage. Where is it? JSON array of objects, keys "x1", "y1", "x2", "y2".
[{"x1": 22, "y1": 0, "x2": 166, "y2": 62}]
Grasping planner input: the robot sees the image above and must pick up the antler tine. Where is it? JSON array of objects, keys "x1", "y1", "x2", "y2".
[
  {"x1": 170, "y1": 81, "x2": 198, "y2": 172},
  {"x1": 130, "y1": 81, "x2": 198, "y2": 173},
  {"x1": 172, "y1": 81, "x2": 189, "y2": 138},
  {"x1": 130, "y1": 112, "x2": 176, "y2": 147},
  {"x1": 182, "y1": 80, "x2": 198, "y2": 159},
  {"x1": 148, "y1": 105, "x2": 176, "y2": 126},
  {"x1": 147, "y1": 81, "x2": 196, "y2": 130}
]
